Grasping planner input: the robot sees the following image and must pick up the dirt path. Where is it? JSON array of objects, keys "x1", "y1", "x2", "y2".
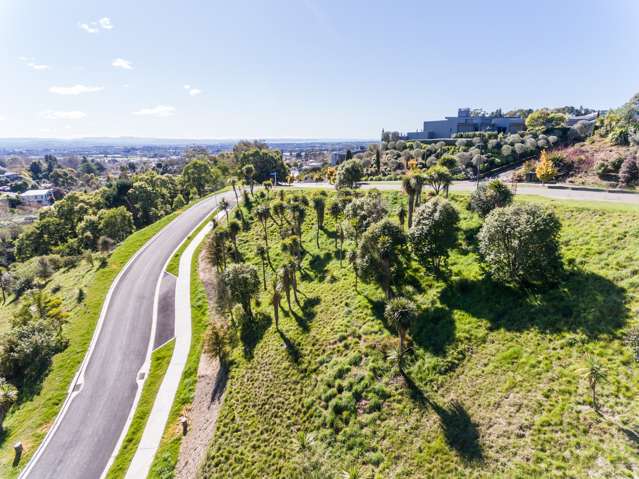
[{"x1": 175, "y1": 249, "x2": 227, "y2": 479}]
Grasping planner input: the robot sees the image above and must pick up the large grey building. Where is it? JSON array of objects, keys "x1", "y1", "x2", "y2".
[{"x1": 405, "y1": 108, "x2": 524, "y2": 140}]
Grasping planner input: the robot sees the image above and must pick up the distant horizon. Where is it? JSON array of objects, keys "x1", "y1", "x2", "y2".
[{"x1": 2, "y1": 0, "x2": 638, "y2": 138}]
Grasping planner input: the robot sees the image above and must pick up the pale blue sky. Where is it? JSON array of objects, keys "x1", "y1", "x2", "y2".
[{"x1": 1, "y1": 0, "x2": 638, "y2": 139}]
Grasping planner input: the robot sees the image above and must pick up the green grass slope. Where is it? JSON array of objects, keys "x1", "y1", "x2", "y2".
[{"x1": 201, "y1": 191, "x2": 639, "y2": 478}]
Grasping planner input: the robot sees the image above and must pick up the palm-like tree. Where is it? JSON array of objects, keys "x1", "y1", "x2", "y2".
[
  {"x1": 228, "y1": 220, "x2": 241, "y2": 260},
  {"x1": 584, "y1": 355, "x2": 607, "y2": 412},
  {"x1": 384, "y1": 297, "x2": 418, "y2": 368},
  {"x1": 256, "y1": 205, "x2": 271, "y2": 248},
  {"x1": 242, "y1": 164, "x2": 256, "y2": 195},
  {"x1": 270, "y1": 279, "x2": 282, "y2": 330},
  {"x1": 311, "y1": 194, "x2": 326, "y2": 248},
  {"x1": 288, "y1": 203, "x2": 306, "y2": 241},
  {"x1": 401, "y1": 175, "x2": 416, "y2": 228},
  {"x1": 328, "y1": 200, "x2": 342, "y2": 249},
  {"x1": 277, "y1": 266, "x2": 292, "y2": 311},
  {"x1": 411, "y1": 173, "x2": 424, "y2": 207},
  {"x1": 219, "y1": 197, "x2": 230, "y2": 223},
  {"x1": 397, "y1": 205, "x2": 406, "y2": 230},
  {"x1": 227, "y1": 176, "x2": 239, "y2": 204},
  {"x1": 256, "y1": 245, "x2": 268, "y2": 289},
  {"x1": 271, "y1": 200, "x2": 286, "y2": 227},
  {"x1": 285, "y1": 260, "x2": 301, "y2": 307}
]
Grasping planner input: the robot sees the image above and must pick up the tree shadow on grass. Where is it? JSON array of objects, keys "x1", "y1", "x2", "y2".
[
  {"x1": 440, "y1": 269, "x2": 628, "y2": 337},
  {"x1": 402, "y1": 371, "x2": 484, "y2": 463},
  {"x1": 241, "y1": 312, "x2": 271, "y2": 360},
  {"x1": 308, "y1": 252, "x2": 333, "y2": 281},
  {"x1": 291, "y1": 296, "x2": 320, "y2": 332},
  {"x1": 210, "y1": 361, "x2": 228, "y2": 404},
  {"x1": 278, "y1": 329, "x2": 302, "y2": 365},
  {"x1": 410, "y1": 306, "x2": 455, "y2": 356}
]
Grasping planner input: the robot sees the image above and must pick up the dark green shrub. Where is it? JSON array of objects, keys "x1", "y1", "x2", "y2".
[{"x1": 469, "y1": 179, "x2": 513, "y2": 217}]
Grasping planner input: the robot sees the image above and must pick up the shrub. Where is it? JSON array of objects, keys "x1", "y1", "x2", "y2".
[
  {"x1": 478, "y1": 204, "x2": 562, "y2": 286},
  {"x1": 469, "y1": 180, "x2": 513, "y2": 217},
  {"x1": 0, "y1": 377, "x2": 18, "y2": 432},
  {"x1": 536, "y1": 150, "x2": 557, "y2": 183},
  {"x1": 594, "y1": 160, "x2": 610, "y2": 178},
  {"x1": 618, "y1": 156, "x2": 639, "y2": 186},
  {"x1": 409, "y1": 197, "x2": 459, "y2": 272},
  {"x1": 335, "y1": 159, "x2": 364, "y2": 189}
]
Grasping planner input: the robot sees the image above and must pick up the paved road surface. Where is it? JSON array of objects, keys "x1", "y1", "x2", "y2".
[
  {"x1": 23, "y1": 189, "x2": 237, "y2": 479},
  {"x1": 294, "y1": 181, "x2": 639, "y2": 205}
]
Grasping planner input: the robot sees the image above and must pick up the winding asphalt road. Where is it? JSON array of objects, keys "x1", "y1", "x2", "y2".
[
  {"x1": 295, "y1": 181, "x2": 639, "y2": 205},
  {"x1": 21, "y1": 189, "x2": 237, "y2": 479}
]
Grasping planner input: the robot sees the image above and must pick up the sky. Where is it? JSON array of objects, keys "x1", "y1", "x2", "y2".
[{"x1": 1, "y1": 0, "x2": 639, "y2": 140}]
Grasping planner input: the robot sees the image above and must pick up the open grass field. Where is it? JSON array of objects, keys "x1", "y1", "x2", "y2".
[
  {"x1": 199, "y1": 190, "x2": 639, "y2": 478},
  {"x1": 0, "y1": 208, "x2": 186, "y2": 478}
]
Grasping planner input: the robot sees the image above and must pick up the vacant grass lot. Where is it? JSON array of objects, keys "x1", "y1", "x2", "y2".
[{"x1": 201, "y1": 190, "x2": 639, "y2": 478}]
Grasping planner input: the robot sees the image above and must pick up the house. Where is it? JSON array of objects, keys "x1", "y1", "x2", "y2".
[
  {"x1": 0, "y1": 172, "x2": 22, "y2": 184},
  {"x1": 19, "y1": 189, "x2": 55, "y2": 206},
  {"x1": 405, "y1": 108, "x2": 524, "y2": 140}
]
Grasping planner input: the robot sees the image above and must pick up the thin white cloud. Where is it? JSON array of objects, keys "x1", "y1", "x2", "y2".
[
  {"x1": 41, "y1": 110, "x2": 87, "y2": 120},
  {"x1": 112, "y1": 58, "x2": 133, "y2": 70},
  {"x1": 49, "y1": 84, "x2": 104, "y2": 95},
  {"x1": 184, "y1": 84, "x2": 202, "y2": 96},
  {"x1": 98, "y1": 17, "x2": 114, "y2": 30},
  {"x1": 132, "y1": 105, "x2": 175, "y2": 117},
  {"x1": 79, "y1": 22, "x2": 99, "y2": 33},
  {"x1": 79, "y1": 17, "x2": 114, "y2": 33},
  {"x1": 20, "y1": 57, "x2": 50, "y2": 70}
]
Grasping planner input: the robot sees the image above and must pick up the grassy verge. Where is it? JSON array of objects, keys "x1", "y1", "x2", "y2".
[
  {"x1": 0, "y1": 190, "x2": 222, "y2": 478},
  {"x1": 106, "y1": 339, "x2": 175, "y2": 479},
  {"x1": 199, "y1": 191, "x2": 639, "y2": 478},
  {"x1": 148, "y1": 240, "x2": 210, "y2": 478}
]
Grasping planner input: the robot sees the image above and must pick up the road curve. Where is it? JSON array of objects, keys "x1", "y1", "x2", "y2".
[
  {"x1": 294, "y1": 181, "x2": 639, "y2": 205},
  {"x1": 22, "y1": 189, "x2": 237, "y2": 479}
]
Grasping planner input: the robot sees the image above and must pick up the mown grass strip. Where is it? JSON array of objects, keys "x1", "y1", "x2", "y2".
[{"x1": 106, "y1": 339, "x2": 176, "y2": 479}]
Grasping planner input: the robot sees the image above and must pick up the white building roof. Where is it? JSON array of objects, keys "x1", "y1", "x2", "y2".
[{"x1": 20, "y1": 189, "x2": 53, "y2": 197}]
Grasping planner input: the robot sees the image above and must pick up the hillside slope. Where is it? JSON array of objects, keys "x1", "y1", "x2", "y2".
[{"x1": 201, "y1": 192, "x2": 639, "y2": 478}]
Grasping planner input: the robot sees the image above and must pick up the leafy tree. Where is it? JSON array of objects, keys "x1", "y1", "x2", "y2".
[
  {"x1": 172, "y1": 193, "x2": 186, "y2": 210},
  {"x1": 619, "y1": 156, "x2": 639, "y2": 186},
  {"x1": 335, "y1": 159, "x2": 363, "y2": 189},
  {"x1": 478, "y1": 204, "x2": 562, "y2": 286},
  {"x1": 1, "y1": 291, "x2": 68, "y2": 384},
  {"x1": 525, "y1": 109, "x2": 567, "y2": 133},
  {"x1": 423, "y1": 165, "x2": 453, "y2": 196},
  {"x1": 36, "y1": 257, "x2": 53, "y2": 280},
  {"x1": 98, "y1": 235, "x2": 115, "y2": 253},
  {"x1": 50, "y1": 168, "x2": 77, "y2": 190},
  {"x1": 357, "y1": 220, "x2": 408, "y2": 300},
  {"x1": 469, "y1": 179, "x2": 513, "y2": 217},
  {"x1": 237, "y1": 147, "x2": 288, "y2": 183},
  {"x1": 409, "y1": 197, "x2": 459, "y2": 273},
  {"x1": 0, "y1": 377, "x2": 18, "y2": 433},
  {"x1": 29, "y1": 160, "x2": 44, "y2": 180},
  {"x1": 384, "y1": 297, "x2": 418, "y2": 367},
  {"x1": 222, "y1": 263, "x2": 260, "y2": 319},
  {"x1": 311, "y1": 194, "x2": 326, "y2": 248},
  {"x1": 97, "y1": 206, "x2": 134, "y2": 243},
  {"x1": 343, "y1": 196, "x2": 387, "y2": 247},
  {"x1": 535, "y1": 150, "x2": 557, "y2": 183},
  {"x1": 0, "y1": 271, "x2": 15, "y2": 303},
  {"x1": 182, "y1": 159, "x2": 218, "y2": 197}
]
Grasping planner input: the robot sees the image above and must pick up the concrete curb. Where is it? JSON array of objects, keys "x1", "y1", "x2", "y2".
[{"x1": 124, "y1": 208, "x2": 225, "y2": 479}]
